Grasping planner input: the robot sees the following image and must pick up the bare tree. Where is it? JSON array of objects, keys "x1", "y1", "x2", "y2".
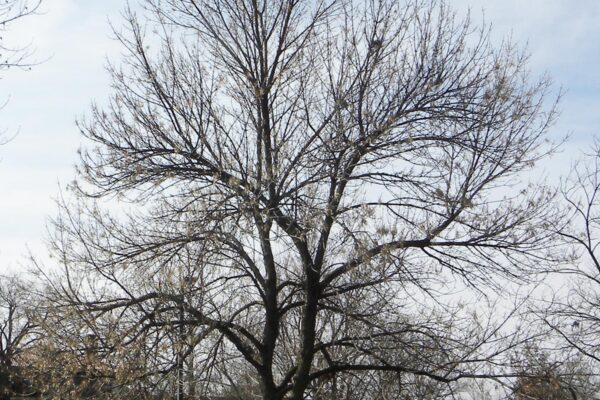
[
  {"x1": 0, "y1": 4, "x2": 43, "y2": 396},
  {"x1": 510, "y1": 344, "x2": 599, "y2": 400},
  {"x1": 539, "y1": 139, "x2": 600, "y2": 370},
  {"x1": 0, "y1": 274, "x2": 39, "y2": 399},
  {"x1": 45, "y1": 0, "x2": 564, "y2": 398}
]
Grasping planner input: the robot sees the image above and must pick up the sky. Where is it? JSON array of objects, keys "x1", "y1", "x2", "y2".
[{"x1": 0, "y1": 0, "x2": 599, "y2": 272}]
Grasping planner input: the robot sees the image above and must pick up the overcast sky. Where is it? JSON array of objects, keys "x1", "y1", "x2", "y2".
[{"x1": 0, "y1": 0, "x2": 599, "y2": 272}]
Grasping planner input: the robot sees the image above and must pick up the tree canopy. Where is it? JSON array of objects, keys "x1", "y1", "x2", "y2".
[{"x1": 29, "y1": 0, "x2": 572, "y2": 398}]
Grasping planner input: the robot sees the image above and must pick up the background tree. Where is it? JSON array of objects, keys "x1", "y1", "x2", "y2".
[
  {"x1": 0, "y1": 274, "x2": 40, "y2": 399},
  {"x1": 540, "y1": 139, "x2": 600, "y2": 368},
  {"x1": 0, "y1": 2, "x2": 44, "y2": 395},
  {"x1": 45, "y1": 0, "x2": 563, "y2": 398},
  {"x1": 510, "y1": 344, "x2": 599, "y2": 400}
]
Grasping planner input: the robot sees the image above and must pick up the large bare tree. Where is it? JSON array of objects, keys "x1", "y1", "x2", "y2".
[{"x1": 46, "y1": 0, "x2": 564, "y2": 398}]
